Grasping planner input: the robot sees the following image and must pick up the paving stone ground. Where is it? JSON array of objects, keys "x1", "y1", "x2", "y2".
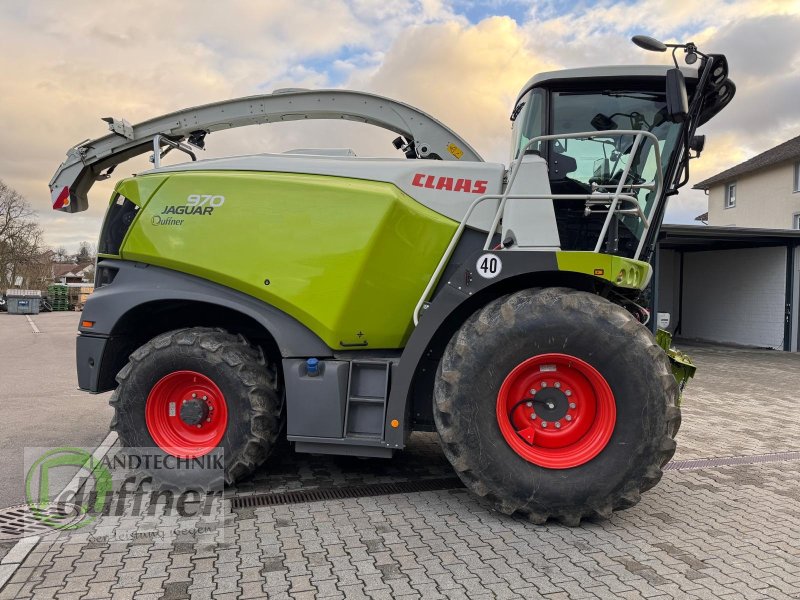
[{"x1": 1, "y1": 342, "x2": 800, "y2": 599}]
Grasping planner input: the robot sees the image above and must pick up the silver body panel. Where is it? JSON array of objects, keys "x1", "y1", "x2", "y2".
[
  {"x1": 502, "y1": 155, "x2": 559, "y2": 249},
  {"x1": 49, "y1": 89, "x2": 483, "y2": 213},
  {"x1": 150, "y1": 153, "x2": 506, "y2": 230},
  {"x1": 515, "y1": 65, "x2": 699, "y2": 104}
]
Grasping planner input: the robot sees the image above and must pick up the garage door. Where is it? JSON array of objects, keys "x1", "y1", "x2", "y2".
[{"x1": 681, "y1": 246, "x2": 786, "y2": 349}]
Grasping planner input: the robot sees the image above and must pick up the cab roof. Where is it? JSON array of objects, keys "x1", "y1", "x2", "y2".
[{"x1": 516, "y1": 65, "x2": 699, "y2": 105}]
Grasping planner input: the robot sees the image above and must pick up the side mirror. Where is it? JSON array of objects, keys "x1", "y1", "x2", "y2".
[
  {"x1": 632, "y1": 35, "x2": 667, "y2": 52},
  {"x1": 666, "y1": 68, "x2": 688, "y2": 122},
  {"x1": 590, "y1": 113, "x2": 617, "y2": 131},
  {"x1": 690, "y1": 134, "x2": 706, "y2": 156}
]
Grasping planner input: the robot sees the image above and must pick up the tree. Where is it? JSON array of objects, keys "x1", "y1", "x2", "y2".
[
  {"x1": 53, "y1": 246, "x2": 71, "y2": 263},
  {"x1": 76, "y1": 241, "x2": 95, "y2": 264},
  {"x1": 0, "y1": 179, "x2": 46, "y2": 290},
  {"x1": 74, "y1": 241, "x2": 96, "y2": 282}
]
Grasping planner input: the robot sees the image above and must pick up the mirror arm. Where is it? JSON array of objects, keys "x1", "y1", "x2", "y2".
[
  {"x1": 675, "y1": 136, "x2": 691, "y2": 189},
  {"x1": 664, "y1": 41, "x2": 708, "y2": 67},
  {"x1": 639, "y1": 48, "x2": 725, "y2": 265}
]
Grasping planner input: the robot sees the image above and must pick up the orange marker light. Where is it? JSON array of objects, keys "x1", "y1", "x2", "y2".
[
  {"x1": 594, "y1": 269, "x2": 605, "y2": 276},
  {"x1": 390, "y1": 419, "x2": 400, "y2": 428},
  {"x1": 81, "y1": 320, "x2": 95, "y2": 328}
]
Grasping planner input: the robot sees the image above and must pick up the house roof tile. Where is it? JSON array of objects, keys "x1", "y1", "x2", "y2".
[{"x1": 693, "y1": 134, "x2": 800, "y2": 189}]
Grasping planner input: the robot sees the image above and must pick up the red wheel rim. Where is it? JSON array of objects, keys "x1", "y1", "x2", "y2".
[
  {"x1": 496, "y1": 353, "x2": 616, "y2": 469},
  {"x1": 145, "y1": 370, "x2": 228, "y2": 458}
]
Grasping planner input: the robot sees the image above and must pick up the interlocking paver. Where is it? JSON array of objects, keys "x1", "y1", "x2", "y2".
[
  {"x1": 1, "y1": 344, "x2": 799, "y2": 599},
  {"x1": 0, "y1": 582, "x2": 24, "y2": 600}
]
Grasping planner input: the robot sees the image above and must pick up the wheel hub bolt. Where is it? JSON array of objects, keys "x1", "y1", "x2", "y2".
[
  {"x1": 180, "y1": 398, "x2": 210, "y2": 426},
  {"x1": 569, "y1": 402, "x2": 576, "y2": 409},
  {"x1": 541, "y1": 421, "x2": 548, "y2": 428},
  {"x1": 192, "y1": 393, "x2": 197, "y2": 398},
  {"x1": 565, "y1": 415, "x2": 572, "y2": 422},
  {"x1": 565, "y1": 390, "x2": 572, "y2": 397},
  {"x1": 526, "y1": 401, "x2": 533, "y2": 407},
  {"x1": 202, "y1": 396, "x2": 207, "y2": 401},
  {"x1": 541, "y1": 382, "x2": 547, "y2": 388},
  {"x1": 554, "y1": 382, "x2": 561, "y2": 388},
  {"x1": 555, "y1": 422, "x2": 561, "y2": 429},
  {"x1": 529, "y1": 389, "x2": 536, "y2": 395},
  {"x1": 530, "y1": 412, "x2": 536, "y2": 419}
]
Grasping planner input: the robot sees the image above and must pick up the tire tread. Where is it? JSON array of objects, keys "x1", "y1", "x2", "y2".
[
  {"x1": 433, "y1": 288, "x2": 681, "y2": 525},
  {"x1": 110, "y1": 327, "x2": 282, "y2": 485}
]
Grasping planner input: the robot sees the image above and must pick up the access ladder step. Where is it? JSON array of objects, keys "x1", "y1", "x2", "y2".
[{"x1": 344, "y1": 361, "x2": 390, "y2": 439}]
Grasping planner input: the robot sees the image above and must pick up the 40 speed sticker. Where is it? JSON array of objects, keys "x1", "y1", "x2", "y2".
[{"x1": 476, "y1": 253, "x2": 502, "y2": 279}]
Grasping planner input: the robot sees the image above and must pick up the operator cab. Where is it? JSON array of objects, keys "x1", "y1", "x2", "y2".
[{"x1": 511, "y1": 66, "x2": 694, "y2": 258}]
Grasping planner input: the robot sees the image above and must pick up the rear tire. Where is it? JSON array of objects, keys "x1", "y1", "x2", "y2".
[
  {"x1": 110, "y1": 327, "x2": 282, "y2": 486},
  {"x1": 433, "y1": 287, "x2": 680, "y2": 525}
]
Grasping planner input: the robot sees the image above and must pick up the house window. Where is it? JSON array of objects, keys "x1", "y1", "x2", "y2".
[
  {"x1": 794, "y1": 213, "x2": 800, "y2": 230},
  {"x1": 725, "y1": 182, "x2": 736, "y2": 208},
  {"x1": 794, "y1": 162, "x2": 800, "y2": 192}
]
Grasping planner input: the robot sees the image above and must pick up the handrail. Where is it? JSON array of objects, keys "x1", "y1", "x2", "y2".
[
  {"x1": 411, "y1": 192, "x2": 646, "y2": 325},
  {"x1": 412, "y1": 129, "x2": 664, "y2": 325},
  {"x1": 593, "y1": 132, "x2": 643, "y2": 253},
  {"x1": 413, "y1": 193, "x2": 501, "y2": 325}
]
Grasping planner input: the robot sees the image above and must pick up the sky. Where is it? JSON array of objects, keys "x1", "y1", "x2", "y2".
[{"x1": 1, "y1": 0, "x2": 799, "y2": 251}]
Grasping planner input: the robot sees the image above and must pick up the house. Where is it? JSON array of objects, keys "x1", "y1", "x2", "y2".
[
  {"x1": 694, "y1": 134, "x2": 800, "y2": 228},
  {"x1": 646, "y1": 135, "x2": 800, "y2": 351},
  {"x1": 52, "y1": 262, "x2": 94, "y2": 285}
]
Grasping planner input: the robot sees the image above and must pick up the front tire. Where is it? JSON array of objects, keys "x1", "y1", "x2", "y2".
[
  {"x1": 433, "y1": 288, "x2": 680, "y2": 525},
  {"x1": 110, "y1": 327, "x2": 282, "y2": 486}
]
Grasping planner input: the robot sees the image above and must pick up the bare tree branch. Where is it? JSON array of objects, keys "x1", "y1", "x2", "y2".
[{"x1": 0, "y1": 179, "x2": 47, "y2": 289}]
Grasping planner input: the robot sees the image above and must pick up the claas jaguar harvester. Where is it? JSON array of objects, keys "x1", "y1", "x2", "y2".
[{"x1": 50, "y1": 36, "x2": 733, "y2": 524}]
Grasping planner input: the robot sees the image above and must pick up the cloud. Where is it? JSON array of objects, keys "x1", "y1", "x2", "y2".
[
  {"x1": 351, "y1": 16, "x2": 554, "y2": 161},
  {"x1": 509, "y1": 0, "x2": 800, "y2": 222},
  {"x1": 710, "y1": 14, "x2": 800, "y2": 80},
  {"x1": 0, "y1": 0, "x2": 798, "y2": 245},
  {"x1": 0, "y1": 0, "x2": 461, "y2": 248}
]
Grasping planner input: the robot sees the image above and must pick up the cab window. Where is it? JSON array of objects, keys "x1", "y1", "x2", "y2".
[
  {"x1": 511, "y1": 89, "x2": 544, "y2": 159},
  {"x1": 547, "y1": 89, "x2": 682, "y2": 220}
]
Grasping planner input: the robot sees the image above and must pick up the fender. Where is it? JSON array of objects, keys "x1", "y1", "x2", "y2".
[
  {"x1": 77, "y1": 259, "x2": 331, "y2": 392},
  {"x1": 383, "y1": 250, "x2": 560, "y2": 447}
]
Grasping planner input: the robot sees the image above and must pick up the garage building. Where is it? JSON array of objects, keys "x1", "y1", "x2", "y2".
[{"x1": 656, "y1": 225, "x2": 800, "y2": 351}]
